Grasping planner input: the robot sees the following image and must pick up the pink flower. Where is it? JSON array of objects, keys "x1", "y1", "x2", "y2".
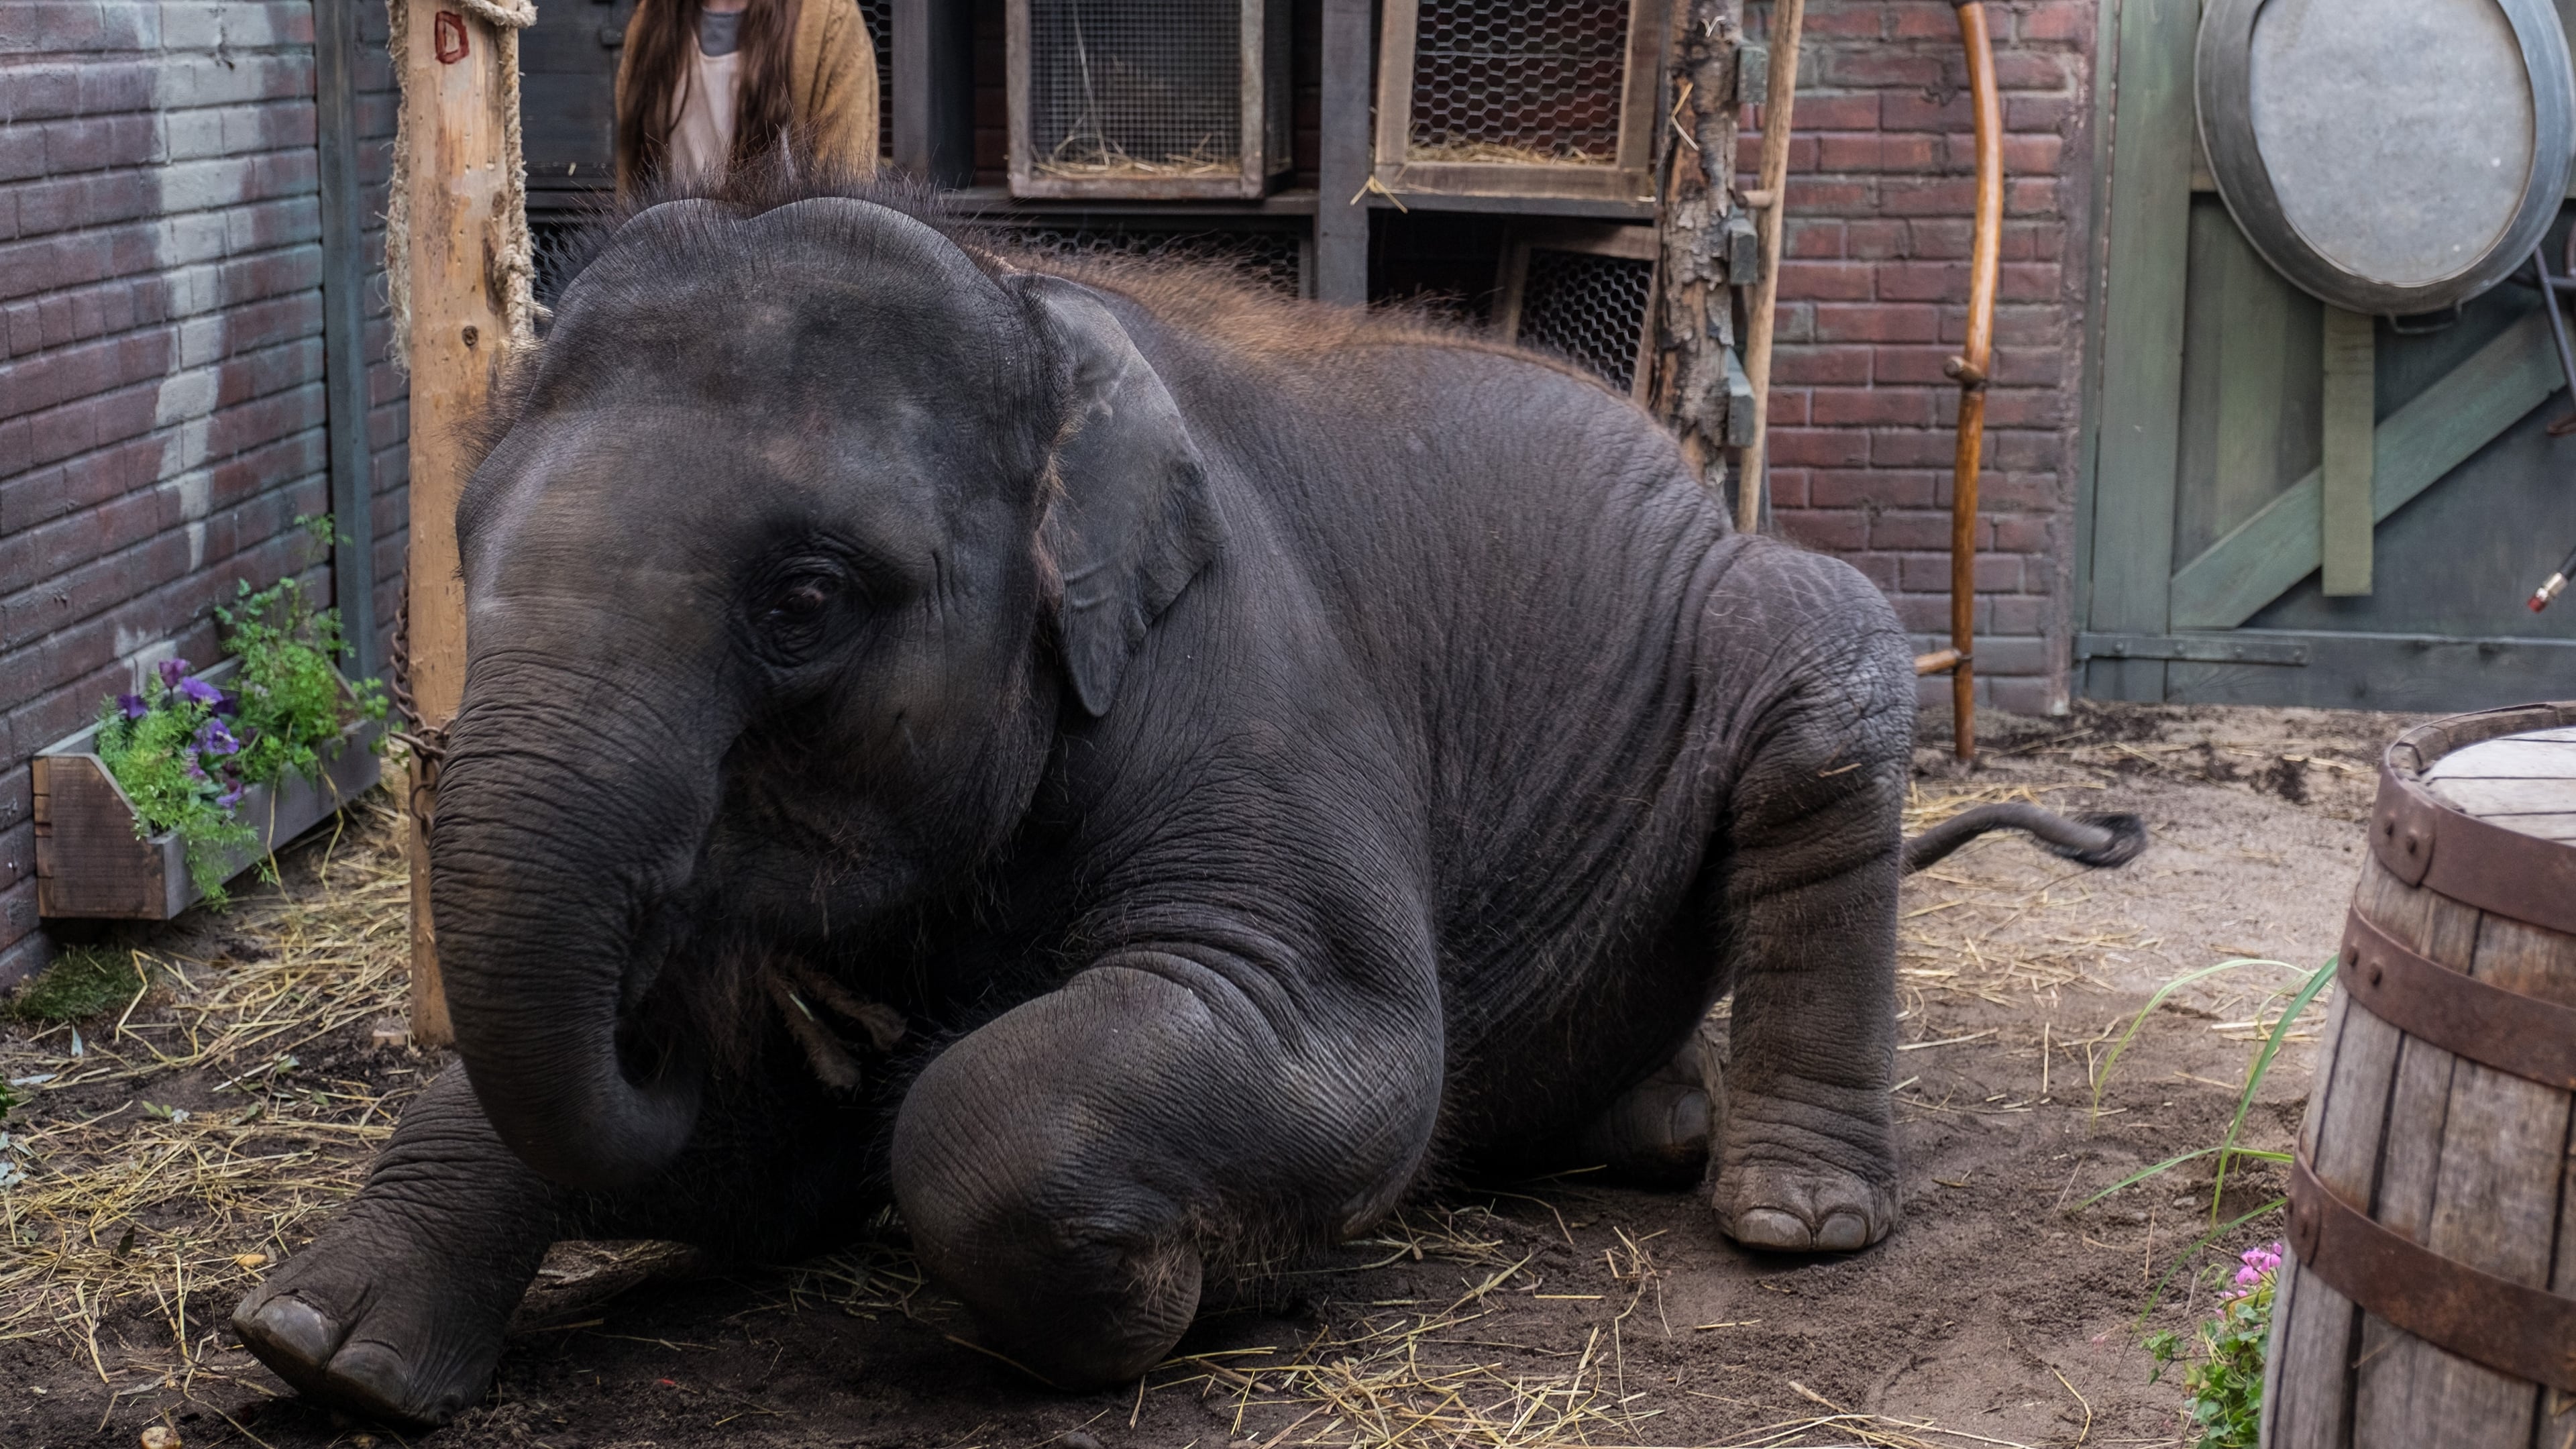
[{"x1": 2223, "y1": 1240, "x2": 2284, "y2": 1299}]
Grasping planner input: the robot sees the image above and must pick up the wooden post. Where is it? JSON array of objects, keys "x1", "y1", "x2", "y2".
[
  {"x1": 1648, "y1": 0, "x2": 1746, "y2": 470},
  {"x1": 1733, "y1": 0, "x2": 1807, "y2": 531},
  {"x1": 400, "y1": 0, "x2": 521, "y2": 1046},
  {"x1": 1315, "y1": 0, "x2": 1374, "y2": 307},
  {"x1": 2320, "y1": 307, "x2": 2375, "y2": 596}
]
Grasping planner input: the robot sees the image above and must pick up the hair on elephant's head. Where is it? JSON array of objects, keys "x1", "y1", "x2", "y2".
[{"x1": 435, "y1": 175, "x2": 1220, "y2": 1191}]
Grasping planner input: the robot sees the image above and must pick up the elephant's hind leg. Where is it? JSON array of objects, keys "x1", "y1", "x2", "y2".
[
  {"x1": 1697, "y1": 545, "x2": 1911, "y2": 1253},
  {"x1": 232, "y1": 1066, "x2": 559, "y2": 1426}
]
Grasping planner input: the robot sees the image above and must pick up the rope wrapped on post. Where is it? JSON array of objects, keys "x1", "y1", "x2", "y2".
[{"x1": 383, "y1": 0, "x2": 540, "y2": 374}]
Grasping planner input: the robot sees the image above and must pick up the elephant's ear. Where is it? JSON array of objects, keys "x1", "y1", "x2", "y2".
[{"x1": 1022, "y1": 275, "x2": 1221, "y2": 717}]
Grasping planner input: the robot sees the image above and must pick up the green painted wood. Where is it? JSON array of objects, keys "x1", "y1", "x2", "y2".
[
  {"x1": 2175, "y1": 202, "x2": 2317, "y2": 563},
  {"x1": 2320, "y1": 306, "x2": 2376, "y2": 596},
  {"x1": 2084, "y1": 0, "x2": 2202, "y2": 700},
  {"x1": 2169, "y1": 310, "x2": 2560, "y2": 629}
]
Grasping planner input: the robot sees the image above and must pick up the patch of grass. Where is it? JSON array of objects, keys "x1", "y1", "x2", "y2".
[{"x1": 5, "y1": 943, "x2": 148, "y2": 1024}]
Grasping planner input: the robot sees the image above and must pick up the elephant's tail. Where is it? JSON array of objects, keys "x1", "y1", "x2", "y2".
[{"x1": 1900, "y1": 804, "x2": 2147, "y2": 875}]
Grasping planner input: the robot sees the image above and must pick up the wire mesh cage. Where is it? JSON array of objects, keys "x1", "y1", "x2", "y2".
[
  {"x1": 1495, "y1": 224, "x2": 1658, "y2": 400},
  {"x1": 1375, "y1": 0, "x2": 1672, "y2": 203},
  {"x1": 857, "y1": 0, "x2": 892, "y2": 164},
  {"x1": 1007, "y1": 0, "x2": 1293, "y2": 199},
  {"x1": 990, "y1": 220, "x2": 1311, "y2": 297}
]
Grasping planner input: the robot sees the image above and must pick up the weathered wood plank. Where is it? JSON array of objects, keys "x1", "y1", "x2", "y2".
[
  {"x1": 2353, "y1": 902, "x2": 2567, "y2": 1446},
  {"x1": 2171, "y1": 311, "x2": 2560, "y2": 629},
  {"x1": 2350, "y1": 872, "x2": 2524, "y2": 1449},
  {"x1": 2084, "y1": 0, "x2": 2200, "y2": 700},
  {"x1": 2321, "y1": 306, "x2": 2375, "y2": 596},
  {"x1": 2422, "y1": 777, "x2": 2576, "y2": 819},
  {"x1": 2212, "y1": 214, "x2": 2298, "y2": 552},
  {"x1": 2424, "y1": 735, "x2": 2576, "y2": 781},
  {"x1": 2270, "y1": 857, "x2": 2420, "y2": 1448}
]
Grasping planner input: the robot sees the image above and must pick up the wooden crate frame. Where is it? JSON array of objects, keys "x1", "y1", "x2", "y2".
[
  {"x1": 1006, "y1": 0, "x2": 1291, "y2": 201},
  {"x1": 1494, "y1": 222, "x2": 1660, "y2": 402},
  {"x1": 1375, "y1": 0, "x2": 1672, "y2": 204}
]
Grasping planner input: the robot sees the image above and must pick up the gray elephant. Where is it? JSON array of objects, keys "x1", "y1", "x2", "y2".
[{"x1": 231, "y1": 173, "x2": 2137, "y2": 1426}]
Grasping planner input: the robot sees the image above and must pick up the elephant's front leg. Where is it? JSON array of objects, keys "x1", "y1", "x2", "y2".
[
  {"x1": 231, "y1": 1066, "x2": 566, "y2": 1425},
  {"x1": 893, "y1": 950, "x2": 1442, "y2": 1387}
]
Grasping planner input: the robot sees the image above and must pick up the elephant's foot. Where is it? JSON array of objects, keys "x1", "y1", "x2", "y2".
[
  {"x1": 1705, "y1": 1087, "x2": 1898, "y2": 1253},
  {"x1": 232, "y1": 1203, "x2": 543, "y2": 1426},
  {"x1": 1568, "y1": 1041, "x2": 1711, "y2": 1187}
]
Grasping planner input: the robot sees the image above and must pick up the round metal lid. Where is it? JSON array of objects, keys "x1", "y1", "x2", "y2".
[{"x1": 2197, "y1": 0, "x2": 2576, "y2": 316}]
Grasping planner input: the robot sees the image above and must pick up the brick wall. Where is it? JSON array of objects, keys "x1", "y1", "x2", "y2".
[
  {"x1": 0, "y1": 0, "x2": 409, "y2": 985},
  {"x1": 1748, "y1": 0, "x2": 2095, "y2": 716}
]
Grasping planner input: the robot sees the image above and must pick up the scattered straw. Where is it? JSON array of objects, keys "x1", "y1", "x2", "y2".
[{"x1": 0, "y1": 800, "x2": 413, "y2": 1383}]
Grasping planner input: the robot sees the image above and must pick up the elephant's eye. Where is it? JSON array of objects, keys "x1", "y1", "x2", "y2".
[{"x1": 769, "y1": 578, "x2": 836, "y2": 621}]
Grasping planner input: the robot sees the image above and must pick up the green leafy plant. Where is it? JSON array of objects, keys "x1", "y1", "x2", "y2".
[
  {"x1": 5, "y1": 944, "x2": 146, "y2": 1024},
  {"x1": 2144, "y1": 1242, "x2": 2282, "y2": 1449},
  {"x1": 91, "y1": 572, "x2": 386, "y2": 904}
]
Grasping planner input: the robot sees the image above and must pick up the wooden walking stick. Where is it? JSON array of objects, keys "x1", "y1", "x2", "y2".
[
  {"x1": 1735, "y1": 0, "x2": 1808, "y2": 533},
  {"x1": 1911, "y1": 0, "x2": 2004, "y2": 762}
]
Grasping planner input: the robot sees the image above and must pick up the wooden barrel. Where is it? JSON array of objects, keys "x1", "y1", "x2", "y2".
[{"x1": 2263, "y1": 703, "x2": 2576, "y2": 1448}]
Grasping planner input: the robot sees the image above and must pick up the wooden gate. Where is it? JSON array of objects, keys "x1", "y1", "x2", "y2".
[{"x1": 2080, "y1": 0, "x2": 2576, "y2": 708}]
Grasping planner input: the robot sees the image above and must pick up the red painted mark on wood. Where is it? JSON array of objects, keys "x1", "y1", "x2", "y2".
[{"x1": 434, "y1": 11, "x2": 469, "y2": 62}]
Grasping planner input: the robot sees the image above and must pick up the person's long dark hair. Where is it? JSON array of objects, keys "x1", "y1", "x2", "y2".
[{"x1": 617, "y1": 0, "x2": 806, "y2": 188}]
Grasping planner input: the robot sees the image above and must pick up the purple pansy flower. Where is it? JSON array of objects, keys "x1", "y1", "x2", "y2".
[
  {"x1": 215, "y1": 782, "x2": 244, "y2": 808},
  {"x1": 193, "y1": 718, "x2": 240, "y2": 757},
  {"x1": 175, "y1": 676, "x2": 223, "y2": 708},
  {"x1": 117, "y1": 693, "x2": 148, "y2": 720},
  {"x1": 157, "y1": 658, "x2": 192, "y2": 690}
]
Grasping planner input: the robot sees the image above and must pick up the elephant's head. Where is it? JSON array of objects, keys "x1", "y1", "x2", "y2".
[{"x1": 434, "y1": 191, "x2": 1218, "y2": 1189}]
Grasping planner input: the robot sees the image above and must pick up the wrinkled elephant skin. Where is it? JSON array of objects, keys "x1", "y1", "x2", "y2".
[{"x1": 235, "y1": 175, "x2": 1929, "y2": 1424}]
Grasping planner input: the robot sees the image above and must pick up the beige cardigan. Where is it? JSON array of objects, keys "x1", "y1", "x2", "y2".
[{"x1": 614, "y1": 0, "x2": 879, "y2": 191}]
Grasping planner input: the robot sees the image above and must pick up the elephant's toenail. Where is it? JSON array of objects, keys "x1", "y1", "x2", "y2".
[
  {"x1": 1730, "y1": 1208, "x2": 1812, "y2": 1250},
  {"x1": 1815, "y1": 1212, "x2": 1871, "y2": 1251},
  {"x1": 241, "y1": 1297, "x2": 343, "y2": 1366},
  {"x1": 329, "y1": 1340, "x2": 430, "y2": 1422}
]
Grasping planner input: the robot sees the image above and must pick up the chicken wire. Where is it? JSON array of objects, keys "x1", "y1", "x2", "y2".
[
  {"x1": 1002, "y1": 225, "x2": 1306, "y2": 297},
  {"x1": 857, "y1": 0, "x2": 892, "y2": 161},
  {"x1": 1515, "y1": 248, "x2": 1654, "y2": 393},
  {"x1": 1407, "y1": 0, "x2": 1631, "y2": 165},
  {"x1": 1024, "y1": 0, "x2": 1243, "y2": 178}
]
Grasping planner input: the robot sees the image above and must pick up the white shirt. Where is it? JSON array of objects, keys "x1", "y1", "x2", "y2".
[{"x1": 667, "y1": 36, "x2": 741, "y2": 181}]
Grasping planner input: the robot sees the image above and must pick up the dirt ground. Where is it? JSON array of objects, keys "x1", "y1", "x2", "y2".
[{"x1": 0, "y1": 701, "x2": 2418, "y2": 1449}]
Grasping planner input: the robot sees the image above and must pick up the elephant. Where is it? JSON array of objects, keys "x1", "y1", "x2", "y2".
[{"x1": 231, "y1": 171, "x2": 2140, "y2": 1427}]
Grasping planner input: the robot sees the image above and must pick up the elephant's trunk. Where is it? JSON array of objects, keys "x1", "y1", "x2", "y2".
[{"x1": 427, "y1": 675, "x2": 723, "y2": 1191}]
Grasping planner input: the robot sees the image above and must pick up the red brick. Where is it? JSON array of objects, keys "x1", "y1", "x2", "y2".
[
  {"x1": 1773, "y1": 343, "x2": 1872, "y2": 386},
  {"x1": 1775, "y1": 508, "x2": 1870, "y2": 551},
  {"x1": 1779, "y1": 259, "x2": 1878, "y2": 301},
  {"x1": 1768, "y1": 426, "x2": 1871, "y2": 468},
  {"x1": 2017, "y1": 1, "x2": 2094, "y2": 44},
  {"x1": 1813, "y1": 303, "x2": 1939, "y2": 343},
  {"x1": 1811, "y1": 468, "x2": 1937, "y2": 509},
  {"x1": 1811, "y1": 384, "x2": 1940, "y2": 427}
]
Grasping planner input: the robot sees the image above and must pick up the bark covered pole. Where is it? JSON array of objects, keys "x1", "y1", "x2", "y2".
[
  {"x1": 1733, "y1": 0, "x2": 1807, "y2": 533},
  {"x1": 393, "y1": 0, "x2": 536, "y2": 1044},
  {"x1": 1648, "y1": 0, "x2": 1745, "y2": 475}
]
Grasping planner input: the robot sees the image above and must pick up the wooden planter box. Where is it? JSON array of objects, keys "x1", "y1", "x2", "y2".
[{"x1": 31, "y1": 670, "x2": 384, "y2": 920}]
